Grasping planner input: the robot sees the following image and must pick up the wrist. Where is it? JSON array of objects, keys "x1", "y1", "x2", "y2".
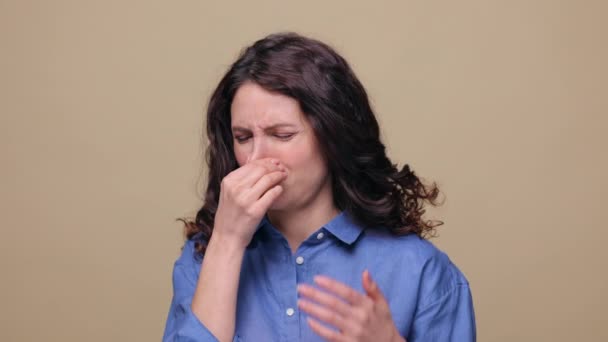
[
  {"x1": 208, "y1": 230, "x2": 249, "y2": 253},
  {"x1": 391, "y1": 328, "x2": 406, "y2": 342}
]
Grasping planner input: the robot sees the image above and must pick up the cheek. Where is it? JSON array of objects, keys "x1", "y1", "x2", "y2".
[
  {"x1": 279, "y1": 146, "x2": 311, "y2": 170},
  {"x1": 233, "y1": 146, "x2": 248, "y2": 167},
  {"x1": 282, "y1": 146, "x2": 327, "y2": 183}
]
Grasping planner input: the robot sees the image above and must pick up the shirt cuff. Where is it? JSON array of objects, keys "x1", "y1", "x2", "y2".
[{"x1": 173, "y1": 306, "x2": 240, "y2": 342}]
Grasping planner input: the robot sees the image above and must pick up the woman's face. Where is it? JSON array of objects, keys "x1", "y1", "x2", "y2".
[{"x1": 230, "y1": 81, "x2": 331, "y2": 211}]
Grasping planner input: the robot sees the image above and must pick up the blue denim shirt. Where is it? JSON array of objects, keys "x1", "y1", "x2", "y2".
[{"x1": 163, "y1": 211, "x2": 476, "y2": 341}]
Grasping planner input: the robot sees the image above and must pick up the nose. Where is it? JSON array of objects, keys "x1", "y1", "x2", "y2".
[{"x1": 246, "y1": 136, "x2": 270, "y2": 163}]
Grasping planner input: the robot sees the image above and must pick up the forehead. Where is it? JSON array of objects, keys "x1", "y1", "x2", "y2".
[{"x1": 230, "y1": 82, "x2": 305, "y2": 127}]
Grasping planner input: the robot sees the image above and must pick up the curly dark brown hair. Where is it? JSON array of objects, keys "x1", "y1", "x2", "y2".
[{"x1": 177, "y1": 32, "x2": 444, "y2": 257}]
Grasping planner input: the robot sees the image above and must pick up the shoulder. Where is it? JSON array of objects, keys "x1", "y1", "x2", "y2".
[
  {"x1": 362, "y1": 228, "x2": 451, "y2": 268},
  {"x1": 169, "y1": 233, "x2": 206, "y2": 287},
  {"x1": 362, "y1": 228, "x2": 470, "y2": 302},
  {"x1": 175, "y1": 232, "x2": 206, "y2": 267}
]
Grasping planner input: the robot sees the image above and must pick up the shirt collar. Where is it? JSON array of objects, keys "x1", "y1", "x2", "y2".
[
  {"x1": 322, "y1": 211, "x2": 365, "y2": 245},
  {"x1": 251, "y1": 210, "x2": 365, "y2": 246}
]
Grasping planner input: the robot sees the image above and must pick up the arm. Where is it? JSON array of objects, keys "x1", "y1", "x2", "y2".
[
  {"x1": 162, "y1": 236, "x2": 246, "y2": 342},
  {"x1": 190, "y1": 233, "x2": 246, "y2": 342},
  {"x1": 408, "y1": 254, "x2": 477, "y2": 342},
  {"x1": 163, "y1": 158, "x2": 287, "y2": 341},
  {"x1": 409, "y1": 282, "x2": 476, "y2": 341},
  {"x1": 163, "y1": 237, "x2": 244, "y2": 342}
]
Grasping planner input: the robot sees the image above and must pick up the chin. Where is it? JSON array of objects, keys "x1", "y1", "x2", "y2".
[
  {"x1": 267, "y1": 191, "x2": 294, "y2": 212},
  {"x1": 268, "y1": 198, "x2": 288, "y2": 211}
]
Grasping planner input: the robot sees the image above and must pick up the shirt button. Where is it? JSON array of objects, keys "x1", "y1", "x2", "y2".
[
  {"x1": 295, "y1": 256, "x2": 304, "y2": 265},
  {"x1": 316, "y1": 232, "x2": 325, "y2": 240},
  {"x1": 286, "y1": 307, "x2": 295, "y2": 316}
]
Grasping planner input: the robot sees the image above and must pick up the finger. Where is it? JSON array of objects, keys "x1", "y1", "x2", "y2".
[
  {"x1": 223, "y1": 158, "x2": 279, "y2": 187},
  {"x1": 248, "y1": 184, "x2": 283, "y2": 214},
  {"x1": 297, "y1": 299, "x2": 348, "y2": 332},
  {"x1": 307, "y1": 317, "x2": 344, "y2": 342},
  {"x1": 313, "y1": 275, "x2": 366, "y2": 305},
  {"x1": 247, "y1": 170, "x2": 287, "y2": 200},
  {"x1": 234, "y1": 159, "x2": 284, "y2": 188},
  {"x1": 297, "y1": 284, "x2": 351, "y2": 318},
  {"x1": 362, "y1": 269, "x2": 385, "y2": 302}
]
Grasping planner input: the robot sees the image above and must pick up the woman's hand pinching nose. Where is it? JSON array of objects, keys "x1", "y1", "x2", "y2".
[{"x1": 211, "y1": 157, "x2": 288, "y2": 248}]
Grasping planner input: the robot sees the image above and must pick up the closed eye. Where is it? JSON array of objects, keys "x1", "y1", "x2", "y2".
[
  {"x1": 234, "y1": 135, "x2": 251, "y2": 143},
  {"x1": 233, "y1": 133, "x2": 296, "y2": 143},
  {"x1": 274, "y1": 133, "x2": 295, "y2": 140}
]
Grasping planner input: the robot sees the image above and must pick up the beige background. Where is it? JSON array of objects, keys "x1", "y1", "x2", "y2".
[{"x1": 1, "y1": 0, "x2": 606, "y2": 341}]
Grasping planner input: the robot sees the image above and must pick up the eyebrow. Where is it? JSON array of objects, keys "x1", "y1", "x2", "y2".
[{"x1": 231, "y1": 123, "x2": 298, "y2": 131}]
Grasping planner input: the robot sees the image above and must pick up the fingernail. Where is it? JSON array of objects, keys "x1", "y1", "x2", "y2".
[{"x1": 365, "y1": 270, "x2": 376, "y2": 287}]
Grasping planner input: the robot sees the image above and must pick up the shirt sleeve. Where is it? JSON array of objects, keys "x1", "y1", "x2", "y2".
[
  {"x1": 408, "y1": 252, "x2": 477, "y2": 342},
  {"x1": 162, "y1": 238, "x2": 241, "y2": 342}
]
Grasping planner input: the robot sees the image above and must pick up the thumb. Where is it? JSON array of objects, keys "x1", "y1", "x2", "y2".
[{"x1": 362, "y1": 269, "x2": 384, "y2": 302}]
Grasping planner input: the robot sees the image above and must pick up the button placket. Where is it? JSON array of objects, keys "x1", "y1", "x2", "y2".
[{"x1": 295, "y1": 256, "x2": 304, "y2": 265}]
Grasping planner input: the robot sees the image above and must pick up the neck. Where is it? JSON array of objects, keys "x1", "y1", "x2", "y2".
[{"x1": 267, "y1": 182, "x2": 339, "y2": 253}]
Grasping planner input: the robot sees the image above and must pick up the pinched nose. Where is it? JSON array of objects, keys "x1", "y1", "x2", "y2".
[{"x1": 245, "y1": 138, "x2": 272, "y2": 163}]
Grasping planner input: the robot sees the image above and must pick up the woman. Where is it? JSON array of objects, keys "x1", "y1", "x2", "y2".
[{"x1": 163, "y1": 32, "x2": 476, "y2": 342}]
